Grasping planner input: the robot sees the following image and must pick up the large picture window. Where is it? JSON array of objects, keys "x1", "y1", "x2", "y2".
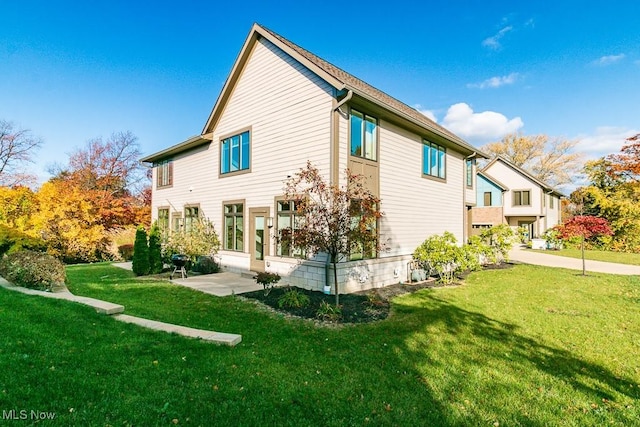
[
  {"x1": 156, "y1": 160, "x2": 173, "y2": 188},
  {"x1": 224, "y1": 203, "x2": 244, "y2": 251},
  {"x1": 276, "y1": 200, "x2": 304, "y2": 258},
  {"x1": 350, "y1": 109, "x2": 377, "y2": 161},
  {"x1": 221, "y1": 131, "x2": 250, "y2": 174},
  {"x1": 423, "y1": 141, "x2": 446, "y2": 179}
]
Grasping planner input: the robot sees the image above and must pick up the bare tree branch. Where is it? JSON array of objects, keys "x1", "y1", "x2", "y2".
[{"x1": 0, "y1": 120, "x2": 42, "y2": 187}]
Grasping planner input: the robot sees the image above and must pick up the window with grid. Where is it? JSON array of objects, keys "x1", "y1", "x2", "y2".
[
  {"x1": 157, "y1": 208, "x2": 169, "y2": 236},
  {"x1": 276, "y1": 200, "x2": 304, "y2": 258},
  {"x1": 221, "y1": 131, "x2": 250, "y2": 174},
  {"x1": 224, "y1": 203, "x2": 244, "y2": 251},
  {"x1": 156, "y1": 160, "x2": 173, "y2": 188},
  {"x1": 184, "y1": 206, "x2": 199, "y2": 233},
  {"x1": 513, "y1": 190, "x2": 531, "y2": 206},
  {"x1": 350, "y1": 109, "x2": 377, "y2": 161},
  {"x1": 423, "y1": 141, "x2": 446, "y2": 179}
]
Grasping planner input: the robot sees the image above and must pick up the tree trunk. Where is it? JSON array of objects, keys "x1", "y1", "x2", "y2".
[{"x1": 581, "y1": 234, "x2": 586, "y2": 276}]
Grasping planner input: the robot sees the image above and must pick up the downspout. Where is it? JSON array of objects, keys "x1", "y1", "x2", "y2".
[
  {"x1": 330, "y1": 89, "x2": 353, "y2": 186},
  {"x1": 326, "y1": 89, "x2": 353, "y2": 294},
  {"x1": 463, "y1": 152, "x2": 477, "y2": 243}
]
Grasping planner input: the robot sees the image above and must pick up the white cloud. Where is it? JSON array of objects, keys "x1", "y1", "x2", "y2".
[
  {"x1": 413, "y1": 104, "x2": 438, "y2": 122},
  {"x1": 442, "y1": 103, "x2": 523, "y2": 141},
  {"x1": 482, "y1": 25, "x2": 513, "y2": 50},
  {"x1": 593, "y1": 54, "x2": 625, "y2": 66},
  {"x1": 467, "y1": 73, "x2": 520, "y2": 89},
  {"x1": 575, "y1": 126, "x2": 639, "y2": 159}
]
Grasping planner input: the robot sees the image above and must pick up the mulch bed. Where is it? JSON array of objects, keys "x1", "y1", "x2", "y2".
[
  {"x1": 242, "y1": 262, "x2": 515, "y2": 325},
  {"x1": 243, "y1": 279, "x2": 443, "y2": 324}
]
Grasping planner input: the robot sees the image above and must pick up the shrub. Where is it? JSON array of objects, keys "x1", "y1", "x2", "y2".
[
  {"x1": 480, "y1": 224, "x2": 516, "y2": 263},
  {"x1": 254, "y1": 272, "x2": 281, "y2": 295},
  {"x1": 118, "y1": 244, "x2": 134, "y2": 261},
  {"x1": 413, "y1": 232, "x2": 465, "y2": 284},
  {"x1": 132, "y1": 226, "x2": 150, "y2": 276},
  {"x1": 316, "y1": 300, "x2": 342, "y2": 322},
  {"x1": 191, "y1": 255, "x2": 219, "y2": 274},
  {"x1": 162, "y1": 218, "x2": 220, "y2": 264},
  {"x1": 278, "y1": 288, "x2": 311, "y2": 309},
  {"x1": 148, "y1": 224, "x2": 163, "y2": 274},
  {"x1": 0, "y1": 225, "x2": 47, "y2": 258},
  {"x1": 0, "y1": 250, "x2": 66, "y2": 291},
  {"x1": 463, "y1": 236, "x2": 493, "y2": 271}
]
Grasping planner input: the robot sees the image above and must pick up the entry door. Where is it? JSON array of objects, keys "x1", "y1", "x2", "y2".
[{"x1": 249, "y1": 208, "x2": 270, "y2": 272}]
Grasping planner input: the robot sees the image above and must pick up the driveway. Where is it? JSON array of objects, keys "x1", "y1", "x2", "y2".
[{"x1": 508, "y1": 245, "x2": 640, "y2": 275}]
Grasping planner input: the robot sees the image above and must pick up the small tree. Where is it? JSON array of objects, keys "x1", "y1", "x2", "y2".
[
  {"x1": 148, "y1": 223, "x2": 163, "y2": 274},
  {"x1": 281, "y1": 161, "x2": 382, "y2": 306},
  {"x1": 557, "y1": 216, "x2": 613, "y2": 275},
  {"x1": 162, "y1": 217, "x2": 220, "y2": 264},
  {"x1": 132, "y1": 226, "x2": 150, "y2": 276}
]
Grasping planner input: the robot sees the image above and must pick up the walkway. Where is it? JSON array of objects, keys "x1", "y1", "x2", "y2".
[
  {"x1": 508, "y1": 245, "x2": 640, "y2": 275},
  {"x1": 0, "y1": 276, "x2": 241, "y2": 346}
]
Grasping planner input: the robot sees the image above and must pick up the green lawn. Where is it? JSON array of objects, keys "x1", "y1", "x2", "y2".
[
  {"x1": 1, "y1": 263, "x2": 638, "y2": 426},
  {"x1": 530, "y1": 248, "x2": 640, "y2": 265}
]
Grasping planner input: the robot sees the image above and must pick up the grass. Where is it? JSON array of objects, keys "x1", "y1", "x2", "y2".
[
  {"x1": 529, "y1": 248, "x2": 640, "y2": 265},
  {"x1": 1, "y1": 263, "x2": 639, "y2": 425}
]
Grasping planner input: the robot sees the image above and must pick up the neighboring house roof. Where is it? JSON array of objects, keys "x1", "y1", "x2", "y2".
[
  {"x1": 142, "y1": 23, "x2": 486, "y2": 163},
  {"x1": 482, "y1": 156, "x2": 566, "y2": 198},
  {"x1": 477, "y1": 171, "x2": 508, "y2": 191}
]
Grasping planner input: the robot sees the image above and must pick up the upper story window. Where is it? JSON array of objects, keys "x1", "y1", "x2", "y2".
[
  {"x1": 156, "y1": 160, "x2": 173, "y2": 188},
  {"x1": 513, "y1": 190, "x2": 531, "y2": 206},
  {"x1": 549, "y1": 195, "x2": 555, "y2": 209},
  {"x1": 466, "y1": 159, "x2": 474, "y2": 187},
  {"x1": 221, "y1": 130, "x2": 250, "y2": 175},
  {"x1": 350, "y1": 109, "x2": 377, "y2": 161},
  {"x1": 484, "y1": 192, "x2": 492, "y2": 206},
  {"x1": 423, "y1": 141, "x2": 446, "y2": 179}
]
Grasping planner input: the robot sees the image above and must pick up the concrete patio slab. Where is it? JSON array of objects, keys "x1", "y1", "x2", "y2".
[{"x1": 170, "y1": 271, "x2": 263, "y2": 297}]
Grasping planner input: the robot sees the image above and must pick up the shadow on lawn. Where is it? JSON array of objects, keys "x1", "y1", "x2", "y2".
[{"x1": 390, "y1": 292, "x2": 639, "y2": 425}]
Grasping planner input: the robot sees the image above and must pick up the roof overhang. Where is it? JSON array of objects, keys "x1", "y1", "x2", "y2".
[{"x1": 140, "y1": 134, "x2": 212, "y2": 164}]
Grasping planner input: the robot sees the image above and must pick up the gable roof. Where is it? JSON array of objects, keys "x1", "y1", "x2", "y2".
[
  {"x1": 143, "y1": 23, "x2": 486, "y2": 163},
  {"x1": 477, "y1": 170, "x2": 508, "y2": 191},
  {"x1": 482, "y1": 156, "x2": 566, "y2": 198}
]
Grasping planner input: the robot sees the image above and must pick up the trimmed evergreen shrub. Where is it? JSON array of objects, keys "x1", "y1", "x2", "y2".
[
  {"x1": 148, "y1": 224, "x2": 163, "y2": 274},
  {"x1": 191, "y1": 255, "x2": 219, "y2": 274},
  {"x1": 0, "y1": 250, "x2": 66, "y2": 291},
  {"x1": 132, "y1": 226, "x2": 150, "y2": 276}
]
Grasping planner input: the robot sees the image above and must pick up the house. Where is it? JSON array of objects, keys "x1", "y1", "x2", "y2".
[
  {"x1": 471, "y1": 156, "x2": 564, "y2": 239},
  {"x1": 141, "y1": 23, "x2": 486, "y2": 293}
]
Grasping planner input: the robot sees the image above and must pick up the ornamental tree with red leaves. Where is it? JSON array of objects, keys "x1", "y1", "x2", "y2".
[{"x1": 558, "y1": 215, "x2": 613, "y2": 275}]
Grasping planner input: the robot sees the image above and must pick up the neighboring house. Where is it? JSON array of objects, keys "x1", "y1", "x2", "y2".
[
  {"x1": 141, "y1": 23, "x2": 486, "y2": 293},
  {"x1": 471, "y1": 157, "x2": 564, "y2": 239}
]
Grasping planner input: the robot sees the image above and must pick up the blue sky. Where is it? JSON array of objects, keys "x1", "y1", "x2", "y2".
[{"x1": 2, "y1": 0, "x2": 638, "y2": 183}]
